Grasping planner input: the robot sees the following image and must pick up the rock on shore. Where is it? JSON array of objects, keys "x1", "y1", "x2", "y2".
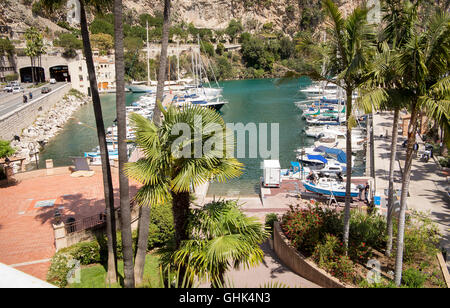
[{"x1": 10, "y1": 93, "x2": 89, "y2": 166}]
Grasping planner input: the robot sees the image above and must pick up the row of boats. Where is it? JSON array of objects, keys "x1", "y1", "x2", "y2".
[
  {"x1": 281, "y1": 80, "x2": 367, "y2": 198},
  {"x1": 84, "y1": 81, "x2": 226, "y2": 165}
]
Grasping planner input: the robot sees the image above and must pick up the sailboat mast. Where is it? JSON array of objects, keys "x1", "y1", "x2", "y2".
[
  {"x1": 146, "y1": 20, "x2": 150, "y2": 86},
  {"x1": 177, "y1": 41, "x2": 180, "y2": 81},
  {"x1": 191, "y1": 49, "x2": 196, "y2": 85}
]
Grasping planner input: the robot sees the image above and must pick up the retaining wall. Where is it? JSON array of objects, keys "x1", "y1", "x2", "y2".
[{"x1": 273, "y1": 221, "x2": 349, "y2": 288}]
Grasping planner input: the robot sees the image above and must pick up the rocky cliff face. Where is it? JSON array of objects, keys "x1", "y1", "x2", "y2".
[
  {"x1": 127, "y1": 0, "x2": 363, "y2": 34},
  {"x1": 1, "y1": 0, "x2": 363, "y2": 35}
]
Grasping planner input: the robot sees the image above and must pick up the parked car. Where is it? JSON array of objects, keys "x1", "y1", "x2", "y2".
[
  {"x1": 12, "y1": 86, "x2": 22, "y2": 93},
  {"x1": 41, "y1": 87, "x2": 51, "y2": 94},
  {"x1": 49, "y1": 78, "x2": 56, "y2": 84},
  {"x1": 4, "y1": 85, "x2": 13, "y2": 92}
]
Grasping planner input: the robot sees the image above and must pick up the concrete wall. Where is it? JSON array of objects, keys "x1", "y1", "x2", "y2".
[
  {"x1": 0, "y1": 83, "x2": 71, "y2": 140},
  {"x1": 273, "y1": 222, "x2": 349, "y2": 288}
]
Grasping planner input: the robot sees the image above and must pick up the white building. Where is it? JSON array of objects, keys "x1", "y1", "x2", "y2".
[
  {"x1": 67, "y1": 0, "x2": 81, "y2": 26},
  {"x1": 68, "y1": 51, "x2": 116, "y2": 96}
]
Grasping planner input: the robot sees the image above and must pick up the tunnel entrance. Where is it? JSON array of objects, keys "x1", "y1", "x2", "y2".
[
  {"x1": 49, "y1": 65, "x2": 71, "y2": 82},
  {"x1": 19, "y1": 66, "x2": 45, "y2": 83}
]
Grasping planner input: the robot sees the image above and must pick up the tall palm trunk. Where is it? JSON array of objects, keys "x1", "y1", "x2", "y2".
[
  {"x1": 172, "y1": 191, "x2": 190, "y2": 249},
  {"x1": 134, "y1": 0, "x2": 172, "y2": 283},
  {"x1": 30, "y1": 57, "x2": 34, "y2": 84},
  {"x1": 79, "y1": 0, "x2": 118, "y2": 284},
  {"x1": 394, "y1": 103, "x2": 419, "y2": 286},
  {"x1": 134, "y1": 205, "x2": 150, "y2": 285},
  {"x1": 342, "y1": 88, "x2": 353, "y2": 250},
  {"x1": 114, "y1": 0, "x2": 135, "y2": 288},
  {"x1": 386, "y1": 108, "x2": 400, "y2": 257},
  {"x1": 152, "y1": 0, "x2": 171, "y2": 126}
]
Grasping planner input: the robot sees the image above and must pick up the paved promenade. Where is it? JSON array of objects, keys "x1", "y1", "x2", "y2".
[
  {"x1": 373, "y1": 112, "x2": 449, "y2": 269},
  {"x1": 0, "y1": 166, "x2": 139, "y2": 280}
]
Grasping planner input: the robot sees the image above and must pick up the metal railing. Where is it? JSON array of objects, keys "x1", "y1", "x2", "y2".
[{"x1": 64, "y1": 213, "x2": 106, "y2": 234}]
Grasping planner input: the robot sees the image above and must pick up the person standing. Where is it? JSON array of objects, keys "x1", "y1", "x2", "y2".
[{"x1": 364, "y1": 182, "x2": 370, "y2": 204}]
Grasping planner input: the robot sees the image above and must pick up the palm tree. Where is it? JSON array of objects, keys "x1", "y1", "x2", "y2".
[
  {"x1": 133, "y1": 0, "x2": 172, "y2": 285},
  {"x1": 113, "y1": 0, "x2": 135, "y2": 288},
  {"x1": 301, "y1": 0, "x2": 376, "y2": 250},
  {"x1": 24, "y1": 27, "x2": 40, "y2": 84},
  {"x1": 358, "y1": 0, "x2": 418, "y2": 257},
  {"x1": 41, "y1": 0, "x2": 118, "y2": 284},
  {"x1": 393, "y1": 11, "x2": 449, "y2": 286},
  {"x1": 125, "y1": 106, "x2": 243, "y2": 250},
  {"x1": 171, "y1": 200, "x2": 269, "y2": 287}
]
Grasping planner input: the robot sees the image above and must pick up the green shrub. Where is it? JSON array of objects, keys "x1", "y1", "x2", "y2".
[
  {"x1": 402, "y1": 268, "x2": 427, "y2": 288},
  {"x1": 312, "y1": 234, "x2": 354, "y2": 282},
  {"x1": 438, "y1": 156, "x2": 450, "y2": 168},
  {"x1": 281, "y1": 205, "x2": 324, "y2": 254},
  {"x1": 348, "y1": 211, "x2": 386, "y2": 261},
  {"x1": 47, "y1": 240, "x2": 102, "y2": 287},
  {"x1": 394, "y1": 211, "x2": 441, "y2": 263},
  {"x1": 47, "y1": 252, "x2": 73, "y2": 287},
  {"x1": 265, "y1": 213, "x2": 278, "y2": 236},
  {"x1": 147, "y1": 204, "x2": 175, "y2": 249},
  {"x1": 68, "y1": 241, "x2": 102, "y2": 265}
]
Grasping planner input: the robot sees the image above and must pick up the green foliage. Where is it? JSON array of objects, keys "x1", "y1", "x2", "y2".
[
  {"x1": 0, "y1": 38, "x2": 15, "y2": 56},
  {"x1": 54, "y1": 32, "x2": 83, "y2": 50},
  {"x1": 47, "y1": 240, "x2": 103, "y2": 287},
  {"x1": 62, "y1": 48, "x2": 78, "y2": 59},
  {"x1": 169, "y1": 200, "x2": 269, "y2": 286},
  {"x1": 4, "y1": 73, "x2": 19, "y2": 82},
  {"x1": 90, "y1": 33, "x2": 114, "y2": 54},
  {"x1": 281, "y1": 205, "x2": 325, "y2": 254},
  {"x1": 312, "y1": 234, "x2": 355, "y2": 281},
  {"x1": 146, "y1": 205, "x2": 175, "y2": 249},
  {"x1": 214, "y1": 56, "x2": 234, "y2": 80},
  {"x1": 68, "y1": 241, "x2": 103, "y2": 265},
  {"x1": 265, "y1": 213, "x2": 278, "y2": 235},
  {"x1": 200, "y1": 41, "x2": 215, "y2": 57},
  {"x1": 393, "y1": 211, "x2": 441, "y2": 263},
  {"x1": 401, "y1": 268, "x2": 427, "y2": 288},
  {"x1": 438, "y1": 155, "x2": 450, "y2": 167},
  {"x1": 139, "y1": 12, "x2": 164, "y2": 28},
  {"x1": 125, "y1": 106, "x2": 243, "y2": 207},
  {"x1": 215, "y1": 42, "x2": 225, "y2": 56},
  {"x1": 0, "y1": 139, "x2": 15, "y2": 158},
  {"x1": 89, "y1": 16, "x2": 115, "y2": 37},
  {"x1": 225, "y1": 19, "x2": 243, "y2": 42}
]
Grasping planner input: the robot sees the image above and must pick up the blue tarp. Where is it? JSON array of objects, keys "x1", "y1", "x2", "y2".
[
  {"x1": 307, "y1": 155, "x2": 328, "y2": 164},
  {"x1": 325, "y1": 148, "x2": 346, "y2": 164},
  {"x1": 313, "y1": 146, "x2": 346, "y2": 164}
]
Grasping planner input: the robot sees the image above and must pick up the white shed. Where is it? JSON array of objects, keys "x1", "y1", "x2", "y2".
[{"x1": 263, "y1": 160, "x2": 281, "y2": 188}]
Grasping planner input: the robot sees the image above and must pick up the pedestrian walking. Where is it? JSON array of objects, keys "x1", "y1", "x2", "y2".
[
  {"x1": 23, "y1": 94, "x2": 27, "y2": 104},
  {"x1": 357, "y1": 184, "x2": 365, "y2": 201},
  {"x1": 364, "y1": 182, "x2": 370, "y2": 204},
  {"x1": 413, "y1": 142, "x2": 419, "y2": 158}
]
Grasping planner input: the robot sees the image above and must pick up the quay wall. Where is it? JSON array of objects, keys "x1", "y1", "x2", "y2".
[{"x1": 0, "y1": 83, "x2": 71, "y2": 140}]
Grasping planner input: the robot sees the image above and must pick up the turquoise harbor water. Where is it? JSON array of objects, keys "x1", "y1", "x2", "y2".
[
  {"x1": 38, "y1": 78, "x2": 364, "y2": 196},
  {"x1": 38, "y1": 92, "x2": 143, "y2": 168}
]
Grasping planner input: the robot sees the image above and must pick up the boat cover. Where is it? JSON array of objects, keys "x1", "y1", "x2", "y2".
[
  {"x1": 313, "y1": 146, "x2": 347, "y2": 164},
  {"x1": 306, "y1": 155, "x2": 328, "y2": 164}
]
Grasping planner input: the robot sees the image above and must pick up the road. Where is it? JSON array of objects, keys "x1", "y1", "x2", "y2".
[{"x1": 0, "y1": 82, "x2": 66, "y2": 117}]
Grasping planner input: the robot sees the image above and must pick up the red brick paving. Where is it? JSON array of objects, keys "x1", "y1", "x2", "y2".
[{"x1": 0, "y1": 167, "x2": 138, "y2": 281}]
